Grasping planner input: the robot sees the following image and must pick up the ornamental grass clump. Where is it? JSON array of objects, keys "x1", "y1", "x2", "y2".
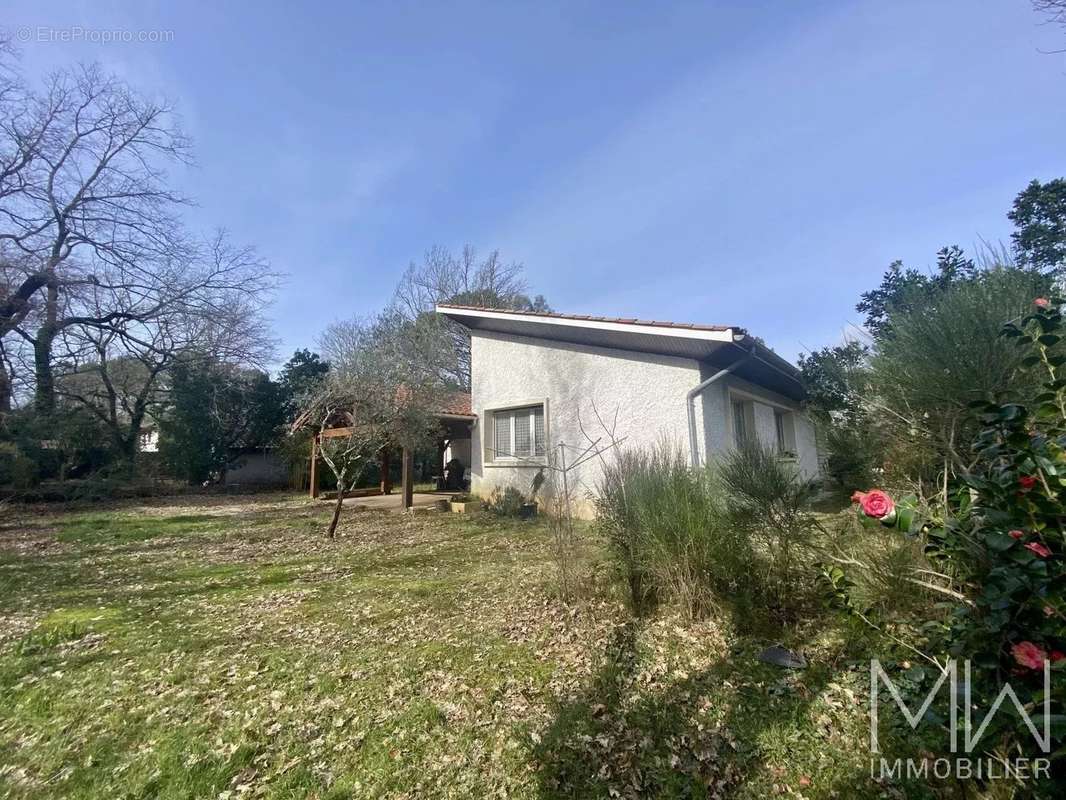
[{"x1": 595, "y1": 442, "x2": 750, "y2": 619}]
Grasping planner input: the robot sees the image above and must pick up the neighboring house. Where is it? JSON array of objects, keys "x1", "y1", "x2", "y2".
[
  {"x1": 436, "y1": 304, "x2": 818, "y2": 517},
  {"x1": 223, "y1": 448, "x2": 290, "y2": 488},
  {"x1": 138, "y1": 425, "x2": 160, "y2": 453}
]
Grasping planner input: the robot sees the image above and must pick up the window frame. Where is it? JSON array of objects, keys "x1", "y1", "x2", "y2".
[
  {"x1": 731, "y1": 397, "x2": 754, "y2": 446},
  {"x1": 727, "y1": 387, "x2": 798, "y2": 455},
  {"x1": 486, "y1": 401, "x2": 548, "y2": 465},
  {"x1": 775, "y1": 409, "x2": 798, "y2": 457}
]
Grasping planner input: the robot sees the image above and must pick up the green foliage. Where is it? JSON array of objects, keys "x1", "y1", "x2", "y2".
[
  {"x1": 822, "y1": 424, "x2": 876, "y2": 494},
  {"x1": 920, "y1": 297, "x2": 1065, "y2": 760},
  {"x1": 798, "y1": 340, "x2": 868, "y2": 419},
  {"x1": 277, "y1": 349, "x2": 330, "y2": 418},
  {"x1": 868, "y1": 265, "x2": 1053, "y2": 484},
  {"x1": 484, "y1": 486, "x2": 526, "y2": 517},
  {"x1": 798, "y1": 340, "x2": 878, "y2": 493},
  {"x1": 719, "y1": 441, "x2": 821, "y2": 621},
  {"x1": 823, "y1": 511, "x2": 940, "y2": 623},
  {"x1": 856, "y1": 245, "x2": 976, "y2": 340},
  {"x1": 1009, "y1": 177, "x2": 1066, "y2": 273},
  {"x1": 0, "y1": 440, "x2": 38, "y2": 490},
  {"x1": 595, "y1": 443, "x2": 752, "y2": 619},
  {"x1": 843, "y1": 296, "x2": 1066, "y2": 776},
  {"x1": 159, "y1": 359, "x2": 284, "y2": 484},
  {"x1": 158, "y1": 363, "x2": 220, "y2": 484},
  {"x1": 0, "y1": 405, "x2": 117, "y2": 490}
]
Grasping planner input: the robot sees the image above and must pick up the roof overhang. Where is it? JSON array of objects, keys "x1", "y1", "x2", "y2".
[
  {"x1": 437, "y1": 304, "x2": 805, "y2": 401},
  {"x1": 437, "y1": 304, "x2": 737, "y2": 362}
]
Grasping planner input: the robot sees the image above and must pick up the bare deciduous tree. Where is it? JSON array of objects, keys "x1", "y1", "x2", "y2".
[
  {"x1": 1035, "y1": 0, "x2": 1066, "y2": 25},
  {"x1": 390, "y1": 245, "x2": 549, "y2": 389},
  {"x1": 0, "y1": 58, "x2": 282, "y2": 415},
  {"x1": 1034, "y1": 1, "x2": 1066, "y2": 51},
  {"x1": 51, "y1": 235, "x2": 276, "y2": 463}
]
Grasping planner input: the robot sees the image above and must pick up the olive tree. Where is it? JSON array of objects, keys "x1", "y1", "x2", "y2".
[{"x1": 303, "y1": 311, "x2": 446, "y2": 538}]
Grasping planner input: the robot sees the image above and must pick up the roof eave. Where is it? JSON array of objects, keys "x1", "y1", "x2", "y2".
[{"x1": 436, "y1": 304, "x2": 736, "y2": 343}]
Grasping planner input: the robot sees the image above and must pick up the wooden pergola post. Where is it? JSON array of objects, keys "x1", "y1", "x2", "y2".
[
  {"x1": 309, "y1": 434, "x2": 319, "y2": 499},
  {"x1": 401, "y1": 446, "x2": 414, "y2": 510}
]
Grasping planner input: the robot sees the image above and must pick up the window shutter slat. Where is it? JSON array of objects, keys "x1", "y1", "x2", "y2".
[
  {"x1": 514, "y1": 412, "x2": 531, "y2": 456},
  {"x1": 494, "y1": 411, "x2": 512, "y2": 457}
]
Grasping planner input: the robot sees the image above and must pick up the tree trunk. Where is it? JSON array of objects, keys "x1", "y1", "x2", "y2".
[
  {"x1": 112, "y1": 430, "x2": 139, "y2": 477},
  {"x1": 33, "y1": 278, "x2": 60, "y2": 415},
  {"x1": 33, "y1": 326, "x2": 57, "y2": 415},
  {"x1": 0, "y1": 359, "x2": 10, "y2": 415},
  {"x1": 327, "y1": 488, "x2": 344, "y2": 538}
]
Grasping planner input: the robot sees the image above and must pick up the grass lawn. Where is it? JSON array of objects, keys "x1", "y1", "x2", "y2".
[{"x1": 0, "y1": 493, "x2": 925, "y2": 799}]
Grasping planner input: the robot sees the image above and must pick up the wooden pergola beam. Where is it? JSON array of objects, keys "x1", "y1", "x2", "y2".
[{"x1": 319, "y1": 426, "x2": 355, "y2": 439}]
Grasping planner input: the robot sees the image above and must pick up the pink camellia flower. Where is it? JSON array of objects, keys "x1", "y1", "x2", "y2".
[
  {"x1": 1018, "y1": 475, "x2": 1038, "y2": 491},
  {"x1": 1034, "y1": 297, "x2": 1050, "y2": 309},
  {"x1": 850, "y1": 490, "x2": 866, "y2": 504},
  {"x1": 1025, "y1": 542, "x2": 1052, "y2": 558},
  {"x1": 1008, "y1": 529, "x2": 1025, "y2": 540},
  {"x1": 860, "y1": 490, "x2": 894, "y2": 519},
  {"x1": 1012, "y1": 641, "x2": 1048, "y2": 670},
  {"x1": 1045, "y1": 606, "x2": 1056, "y2": 618}
]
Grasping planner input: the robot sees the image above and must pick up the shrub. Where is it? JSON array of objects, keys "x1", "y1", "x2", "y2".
[
  {"x1": 595, "y1": 442, "x2": 751, "y2": 618},
  {"x1": 484, "y1": 486, "x2": 526, "y2": 517},
  {"x1": 823, "y1": 422, "x2": 877, "y2": 494},
  {"x1": 0, "y1": 441, "x2": 38, "y2": 492},
  {"x1": 844, "y1": 295, "x2": 1065, "y2": 782},
  {"x1": 934, "y1": 296, "x2": 1064, "y2": 763},
  {"x1": 868, "y1": 265, "x2": 1053, "y2": 486},
  {"x1": 719, "y1": 440, "x2": 821, "y2": 621}
]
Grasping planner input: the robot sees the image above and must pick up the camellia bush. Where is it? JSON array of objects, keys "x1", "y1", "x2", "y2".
[{"x1": 851, "y1": 296, "x2": 1065, "y2": 774}]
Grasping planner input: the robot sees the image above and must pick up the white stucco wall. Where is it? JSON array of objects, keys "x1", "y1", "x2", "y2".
[
  {"x1": 470, "y1": 331, "x2": 820, "y2": 516},
  {"x1": 698, "y1": 370, "x2": 820, "y2": 480},
  {"x1": 470, "y1": 331, "x2": 706, "y2": 515}
]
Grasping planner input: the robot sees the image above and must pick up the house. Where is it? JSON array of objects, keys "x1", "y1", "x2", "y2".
[{"x1": 435, "y1": 304, "x2": 818, "y2": 516}]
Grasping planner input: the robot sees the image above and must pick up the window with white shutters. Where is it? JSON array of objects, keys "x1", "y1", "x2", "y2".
[{"x1": 490, "y1": 404, "x2": 546, "y2": 461}]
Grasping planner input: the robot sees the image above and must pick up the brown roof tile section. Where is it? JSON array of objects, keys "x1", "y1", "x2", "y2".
[
  {"x1": 439, "y1": 391, "x2": 474, "y2": 417},
  {"x1": 437, "y1": 304, "x2": 740, "y2": 334},
  {"x1": 290, "y1": 391, "x2": 474, "y2": 433}
]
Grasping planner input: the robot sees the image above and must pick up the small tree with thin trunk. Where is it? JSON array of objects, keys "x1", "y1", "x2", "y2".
[{"x1": 303, "y1": 312, "x2": 444, "y2": 538}]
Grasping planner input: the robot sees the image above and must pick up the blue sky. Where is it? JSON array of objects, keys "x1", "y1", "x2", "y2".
[{"x1": 5, "y1": 1, "x2": 1066, "y2": 365}]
